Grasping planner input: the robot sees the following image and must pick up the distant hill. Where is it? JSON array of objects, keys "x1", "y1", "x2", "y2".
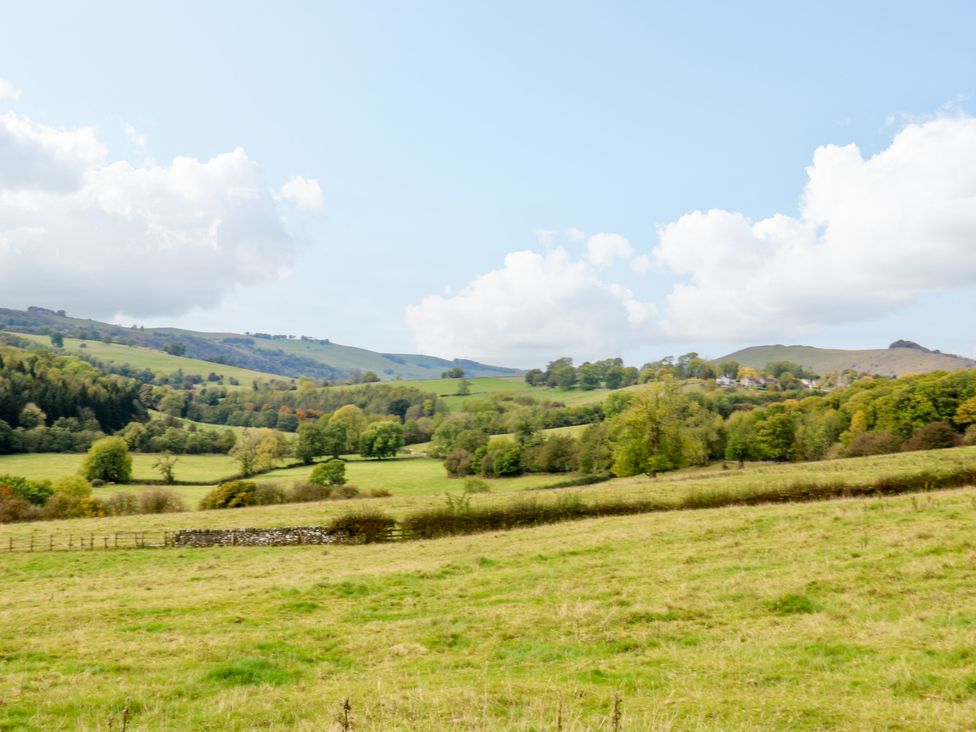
[
  {"x1": 716, "y1": 342, "x2": 976, "y2": 377},
  {"x1": 0, "y1": 307, "x2": 520, "y2": 382}
]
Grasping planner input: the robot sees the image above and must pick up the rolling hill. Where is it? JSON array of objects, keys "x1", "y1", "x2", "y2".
[
  {"x1": 717, "y1": 341, "x2": 976, "y2": 377},
  {"x1": 0, "y1": 306, "x2": 519, "y2": 382}
]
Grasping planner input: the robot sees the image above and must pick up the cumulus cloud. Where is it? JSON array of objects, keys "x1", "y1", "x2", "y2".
[
  {"x1": 0, "y1": 79, "x2": 20, "y2": 101},
  {"x1": 280, "y1": 176, "x2": 325, "y2": 212},
  {"x1": 0, "y1": 107, "x2": 311, "y2": 318},
  {"x1": 0, "y1": 113, "x2": 106, "y2": 191},
  {"x1": 405, "y1": 247, "x2": 655, "y2": 364},
  {"x1": 653, "y1": 114, "x2": 976, "y2": 340},
  {"x1": 586, "y1": 232, "x2": 633, "y2": 268},
  {"x1": 409, "y1": 112, "x2": 976, "y2": 362}
]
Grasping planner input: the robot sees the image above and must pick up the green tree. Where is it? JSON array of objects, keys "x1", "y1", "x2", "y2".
[
  {"x1": 578, "y1": 422, "x2": 613, "y2": 474},
  {"x1": 330, "y1": 405, "x2": 367, "y2": 452},
  {"x1": 610, "y1": 382, "x2": 694, "y2": 477},
  {"x1": 310, "y1": 459, "x2": 346, "y2": 486},
  {"x1": 954, "y1": 395, "x2": 976, "y2": 426},
  {"x1": 152, "y1": 452, "x2": 179, "y2": 484},
  {"x1": 82, "y1": 436, "x2": 133, "y2": 483},
  {"x1": 50, "y1": 333, "x2": 64, "y2": 348},
  {"x1": 18, "y1": 402, "x2": 46, "y2": 429},
  {"x1": 456, "y1": 378, "x2": 471, "y2": 396},
  {"x1": 358, "y1": 421, "x2": 404, "y2": 459},
  {"x1": 295, "y1": 423, "x2": 326, "y2": 464},
  {"x1": 442, "y1": 366, "x2": 465, "y2": 379}
]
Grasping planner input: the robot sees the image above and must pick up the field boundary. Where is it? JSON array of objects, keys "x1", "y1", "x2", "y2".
[{"x1": 5, "y1": 464, "x2": 976, "y2": 553}]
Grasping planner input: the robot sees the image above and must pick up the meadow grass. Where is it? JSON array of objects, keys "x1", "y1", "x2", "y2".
[{"x1": 2, "y1": 489, "x2": 976, "y2": 729}]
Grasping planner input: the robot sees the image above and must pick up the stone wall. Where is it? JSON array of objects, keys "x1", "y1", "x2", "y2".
[{"x1": 172, "y1": 526, "x2": 336, "y2": 548}]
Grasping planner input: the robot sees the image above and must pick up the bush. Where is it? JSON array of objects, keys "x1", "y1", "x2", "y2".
[
  {"x1": 310, "y1": 459, "x2": 346, "y2": 487},
  {"x1": 138, "y1": 487, "x2": 187, "y2": 514},
  {"x1": 367, "y1": 487, "x2": 392, "y2": 498},
  {"x1": 200, "y1": 481, "x2": 260, "y2": 510},
  {"x1": 104, "y1": 492, "x2": 139, "y2": 516},
  {"x1": 254, "y1": 483, "x2": 287, "y2": 505},
  {"x1": 444, "y1": 448, "x2": 474, "y2": 477},
  {"x1": 326, "y1": 510, "x2": 396, "y2": 543},
  {"x1": 333, "y1": 485, "x2": 361, "y2": 500},
  {"x1": 43, "y1": 494, "x2": 106, "y2": 519},
  {"x1": 288, "y1": 482, "x2": 333, "y2": 502},
  {"x1": 462, "y1": 478, "x2": 490, "y2": 494},
  {"x1": 90, "y1": 478, "x2": 105, "y2": 487},
  {"x1": 52, "y1": 475, "x2": 93, "y2": 498},
  {"x1": 964, "y1": 424, "x2": 976, "y2": 446},
  {"x1": 0, "y1": 474, "x2": 53, "y2": 505},
  {"x1": 904, "y1": 422, "x2": 961, "y2": 452},
  {"x1": 843, "y1": 431, "x2": 903, "y2": 457},
  {"x1": 0, "y1": 487, "x2": 37, "y2": 523},
  {"x1": 82, "y1": 437, "x2": 132, "y2": 483}
]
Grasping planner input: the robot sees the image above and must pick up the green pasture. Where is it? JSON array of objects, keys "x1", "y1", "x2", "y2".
[{"x1": 2, "y1": 483, "x2": 976, "y2": 728}]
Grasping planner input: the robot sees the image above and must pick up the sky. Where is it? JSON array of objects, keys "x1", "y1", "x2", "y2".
[{"x1": 3, "y1": 1, "x2": 976, "y2": 368}]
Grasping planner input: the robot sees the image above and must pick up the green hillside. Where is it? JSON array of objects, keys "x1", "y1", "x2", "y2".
[
  {"x1": 8, "y1": 332, "x2": 278, "y2": 388},
  {"x1": 718, "y1": 342, "x2": 975, "y2": 377},
  {"x1": 0, "y1": 307, "x2": 519, "y2": 382}
]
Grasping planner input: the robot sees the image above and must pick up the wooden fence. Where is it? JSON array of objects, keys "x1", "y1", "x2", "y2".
[{"x1": 1, "y1": 531, "x2": 173, "y2": 553}]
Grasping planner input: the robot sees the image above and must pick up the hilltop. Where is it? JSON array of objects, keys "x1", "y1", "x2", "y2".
[
  {"x1": 0, "y1": 307, "x2": 518, "y2": 382},
  {"x1": 717, "y1": 342, "x2": 976, "y2": 377}
]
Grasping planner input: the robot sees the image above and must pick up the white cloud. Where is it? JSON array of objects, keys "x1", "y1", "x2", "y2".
[
  {"x1": 404, "y1": 247, "x2": 655, "y2": 364},
  {"x1": 586, "y1": 232, "x2": 633, "y2": 268},
  {"x1": 0, "y1": 79, "x2": 20, "y2": 101},
  {"x1": 0, "y1": 113, "x2": 106, "y2": 192},
  {"x1": 280, "y1": 176, "x2": 324, "y2": 212},
  {"x1": 0, "y1": 108, "x2": 306, "y2": 319},
  {"x1": 652, "y1": 114, "x2": 976, "y2": 340},
  {"x1": 410, "y1": 112, "x2": 976, "y2": 362},
  {"x1": 123, "y1": 122, "x2": 146, "y2": 148}
]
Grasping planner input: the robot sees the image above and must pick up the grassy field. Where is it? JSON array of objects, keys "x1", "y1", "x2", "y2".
[
  {"x1": 0, "y1": 453, "x2": 239, "y2": 483},
  {"x1": 2, "y1": 482, "x2": 976, "y2": 729},
  {"x1": 375, "y1": 374, "x2": 644, "y2": 412},
  {"x1": 7, "y1": 331, "x2": 277, "y2": 388}
]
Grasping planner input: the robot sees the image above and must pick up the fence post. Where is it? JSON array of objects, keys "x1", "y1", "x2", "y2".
[
  {"x1": 103, "y1": 537, "x2": 108, "y2": 550},
  {"x1": 8, "y1": 537, "x2": 12, "y2": 553},
  {"x1": 90, "y1": 532, "x2": 94, "y2": 550},
  {"x1": 49, "y1": 535, "x2": 53, "y2": 551},
  {"x1": 29, "y1": 536, "x2": 33, "y2": 552}
]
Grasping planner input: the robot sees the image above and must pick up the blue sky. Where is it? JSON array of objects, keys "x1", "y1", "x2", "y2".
[{"x1": 2, "y1": 1, "x2": 976, "y2": 367}]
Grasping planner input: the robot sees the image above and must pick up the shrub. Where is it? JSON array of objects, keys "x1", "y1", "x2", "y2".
[
  {"x1": 843, "y1": 431, "x2": 903, "y2": 457},
  {"x1": 200, "y1": 481, "x2": 260, "y2": 510},
  {"x1": 367, "y1": 487, "x2": 392, "y2": 498},
  {"x1": 326, "y1": 510, "x2": 396, "y2": 543},
  {"x1": 444, "y1": 448, "x2": 474, "y2": 477},
  {"x1": 90, "y1": 478, "x2": 106, "y2": 488},
  {"x1": 0, "y1": 487, "x2": 36, "y2": 523},
  {"x1": 462, "y1": 478, "x2": 490, "y2": 494},
  {"x1": 82, "y1": 437, "x2": 132, "y2": 483},
  {"x1": 964, "y1": 424, "x2": 976, "y2": 446},
  {"x1": 904, "y1": 422, "x2": 960, "y2": 452},
  {"x1": 254, "y1": 483, "x2": 287, "y2": 505},
  {"x1": 52, "y1": 475, "x2": 92, "y2": 498},
  {"x1": 43, "y1": 494, "x2": 106, "y2": 519},
  {"x1": 104, "y1": 492, "x2": 139, "y2": 516},
  {"x1": 138, "y1": 487, "x2": 187, "y2": 514},
  {"x1": 288, "y1": 482, "x2": 333, "y2": 502},
  {"x1": 0, "y1": 474, "x2": 53, "y2": 505},
  {"x1": 310, "y1": 459, "x2": 346, "y2": 487},
  {"x1": 526, "y1": 435, "x2": 579, "y2": 473},
  {"x1": 333, "y1": 485, "x2": 360, "y2": 499}
]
